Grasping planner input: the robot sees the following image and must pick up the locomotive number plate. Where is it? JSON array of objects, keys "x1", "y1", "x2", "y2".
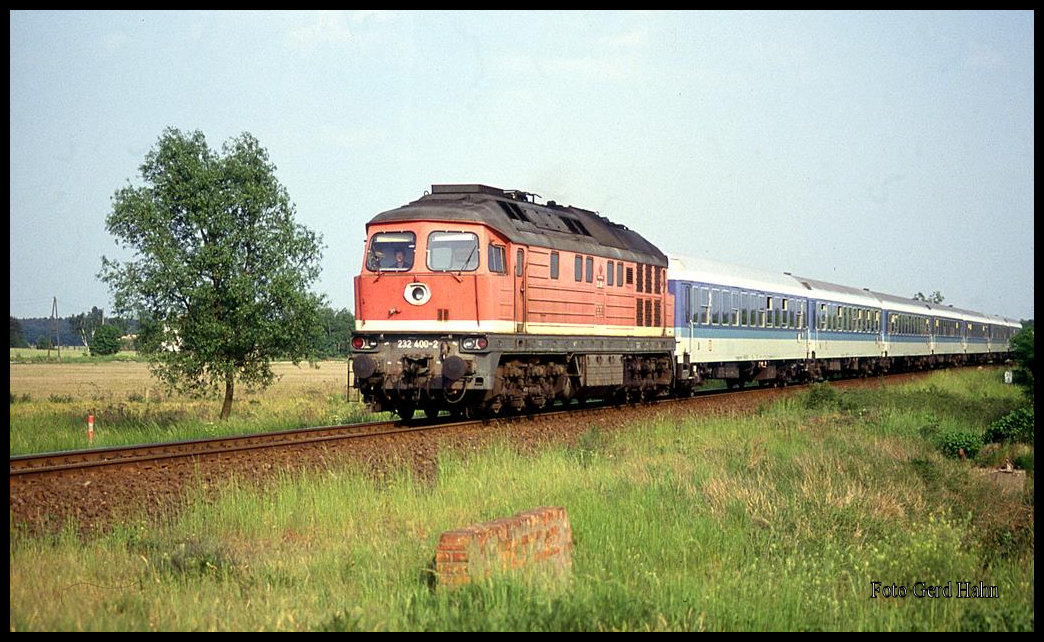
[{"x1": 395, "y1": 338, "x2": 440, "y2": 350}]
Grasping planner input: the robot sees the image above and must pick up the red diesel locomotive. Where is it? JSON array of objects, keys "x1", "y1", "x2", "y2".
[{"x1": 351, "y1": 184, "x2": 678, "y2": 419}]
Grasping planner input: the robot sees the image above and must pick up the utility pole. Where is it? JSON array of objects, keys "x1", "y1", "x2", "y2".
[{"x1": 51, "y1": 297, "x2": 61, "y2": 362}]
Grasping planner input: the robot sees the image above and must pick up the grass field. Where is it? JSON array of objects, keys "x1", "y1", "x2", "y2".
[
  {"x1": 9, "y1": 367, "x2": 1034, "y2": 631},
  {"x1": 9, "y1": 357, "x2": 380, "y2": 455}
]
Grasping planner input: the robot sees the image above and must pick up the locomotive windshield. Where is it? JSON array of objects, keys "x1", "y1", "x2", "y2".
[
  {"x1": 366, "y1": 232, "x2": 416, "y2": 271},
  {"x1": 427, "y1": 231, "x2": 479, "y2": 272}
]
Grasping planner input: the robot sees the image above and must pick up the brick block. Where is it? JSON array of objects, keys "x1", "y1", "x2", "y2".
[{"x1": 434, "y1": 506, "x2": 573, "y2": 588}]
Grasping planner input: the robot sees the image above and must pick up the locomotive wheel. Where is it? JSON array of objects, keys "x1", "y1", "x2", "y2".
[
  {"x1": 396, "y1": 405, "x2": 415, "y2": 421},
  {"x1": 423, "y1": 405, "x2": 440, "y2": 419}
]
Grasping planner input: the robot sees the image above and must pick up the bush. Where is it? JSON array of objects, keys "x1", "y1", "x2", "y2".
[
  {"x1": 90, "y1": 324, "x2": 123, "y2": 356},
  {"x1": 1013, "y1": 452, "x2": 1033, "y2": 474},
  {"x1": 937, "y1": 429, "x2": 984, "y2": 460},
  {"x1": 984, "y1": 407, "x2": 1034, "y2": 444},
  {"x1": 804, "y1": 383, "x2": 840, "y2": 410}
]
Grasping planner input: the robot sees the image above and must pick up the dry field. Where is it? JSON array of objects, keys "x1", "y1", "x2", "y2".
[{"x1": 9, "y1": 360, "x2": 351, "y2": 401}]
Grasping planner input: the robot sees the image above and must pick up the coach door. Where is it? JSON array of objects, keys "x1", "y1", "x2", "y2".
[
  {"x1": 514, "y1": 248, "x2": 527, "y2": 333},
  {"x1": 684, "y1": 286, "x2": 693, "y2": 357}
]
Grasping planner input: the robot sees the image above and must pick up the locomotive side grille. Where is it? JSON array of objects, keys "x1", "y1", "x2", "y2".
[{"x1": 438, "y1": 308, "x2": 450, "y2": 321}]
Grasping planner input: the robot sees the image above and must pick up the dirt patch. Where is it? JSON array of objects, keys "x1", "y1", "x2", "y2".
[{"x1": 971, "y1": 466, "x2": 1028, "y2": 493}]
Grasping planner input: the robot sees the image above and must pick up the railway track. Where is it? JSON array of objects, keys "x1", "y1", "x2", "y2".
[
  {"x1": 9, "y1": 369, "x2": 946, "y2": 533},
  {"x1": 10, "y1": 419, "x2": 432, "y2": 482},
  {"x1": 9, "y1": 391, "x2": 728, "y2": 484},
  {"x1": 11, "y1": 370, "x2": 933, "y2": 482}
]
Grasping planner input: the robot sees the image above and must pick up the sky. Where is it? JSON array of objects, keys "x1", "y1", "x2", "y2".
[{"x1": 9, "y1": 10, "x2": 1035, "y2": 322}]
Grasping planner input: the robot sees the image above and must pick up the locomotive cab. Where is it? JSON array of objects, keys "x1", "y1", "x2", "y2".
[{"x1": 353, "y1": 220, "x2": 511, "y2": 419}]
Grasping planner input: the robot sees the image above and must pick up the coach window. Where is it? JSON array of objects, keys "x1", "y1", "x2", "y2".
[
  {"x1": 550, "y1": 252, "x2": 559, "y2": 279},
  {"x1": 585, "y1": 257, "x2": 594, "y2": 283},
  {"x1": 699, "y1": 287, "x2": 711, "y2": 325},
  {"x1": 607, "y1": 261, "x2": 614, "y2": 286},
  {"x1": 428, "y1": 231, "x2": 479, "y2": 272},
  {"x1": 617, "y1": 262, "x2": 623, "y2": 287},
  {"x1": 366, "y1": 231, "x2": 416, "y2": 271},
  {"x1": 516, "y1": 249, "x2": 524, "y2": 277},
  {"x1": 574, "y1": 256, "x2": 583, "y2": 281},
  {"x1": 488, "y1": 244, "x2": 506, "y2": 274}
]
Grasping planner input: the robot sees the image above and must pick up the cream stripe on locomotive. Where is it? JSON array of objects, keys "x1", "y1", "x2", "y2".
[{"x1": 358, "y1": 319, "x2": 671, "y2": 337}]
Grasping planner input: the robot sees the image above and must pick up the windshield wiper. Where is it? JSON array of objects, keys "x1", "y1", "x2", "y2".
[{"x1": 454, "y1": 245, "x2": 478, "y2": 282}]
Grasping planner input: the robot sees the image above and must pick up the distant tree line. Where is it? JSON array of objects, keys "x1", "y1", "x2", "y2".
[
  {"x1": 11, "y1": 305, "x2": 354, "y2": 357},
  {"x1": 10, "y1": 314, "x2": 135, "y2": 349}
]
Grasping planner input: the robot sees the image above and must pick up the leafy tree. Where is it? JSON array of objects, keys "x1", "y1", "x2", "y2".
[
  {"x1": 35, "y1": 336, "x2": 53, "y2": 351},
  {"x1": 315, "y1": 306, "x2": 356, "y2": 357},
  {"x1": 68, "y1": 306, "x2": 104, "y2": 349},
  {"x1": 10, "y1": 317, "x2": 29, "y2": 348},
  {"x1": 913, "y1": 290, "x2": 945, "y2": 304},
  {"x1": 100, "y1": 128, "x2": 326, "y2": 419},
  {"x1": 90, "y1": 324, "x2": 123, "y2": 356}
]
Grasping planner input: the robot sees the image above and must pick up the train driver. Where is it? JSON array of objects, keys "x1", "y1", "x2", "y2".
[{"x1": 384, "y1": 248, "x2": 411, "y2": 270}]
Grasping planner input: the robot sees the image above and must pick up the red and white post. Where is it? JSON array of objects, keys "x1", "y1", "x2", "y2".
[{"x1": 87, "y1": 414, "x2": 95, "y2": 444}]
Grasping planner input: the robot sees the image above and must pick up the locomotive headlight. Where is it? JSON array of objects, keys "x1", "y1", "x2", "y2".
[
  {"x1": 350, "y1": 336, "x2": 378, "y2": 351},
  {"x1": 460, "y1": 336, "x2": 489, "y2": 351},
  {"x1": 404, "y1": 282, "x2": 431, "y2": 306}
]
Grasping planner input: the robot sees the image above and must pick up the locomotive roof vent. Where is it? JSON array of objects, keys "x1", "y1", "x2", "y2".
[{"x1": 431, "y1": 184, "x2": 506, "y2": 197}]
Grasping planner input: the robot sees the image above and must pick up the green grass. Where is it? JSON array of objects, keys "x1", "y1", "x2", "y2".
[
  {"x1": 10, "y1": 359, "x2": 385, "y2": 454},
  {"x1": 9, "y1": 369, "x2": 1034, "y2": 630},
  {"x1": 9, "y1": 391, "x2": 383, "y2": 455}
]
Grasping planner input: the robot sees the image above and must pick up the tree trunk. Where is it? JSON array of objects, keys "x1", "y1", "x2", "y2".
[{"x1": 220, "y1": 372, "x2": 235, "y2": 420}]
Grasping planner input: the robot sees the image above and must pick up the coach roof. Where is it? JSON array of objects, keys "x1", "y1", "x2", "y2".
[{"x1": 367, "y1": 184, "x2": 667, "y2": 267}]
